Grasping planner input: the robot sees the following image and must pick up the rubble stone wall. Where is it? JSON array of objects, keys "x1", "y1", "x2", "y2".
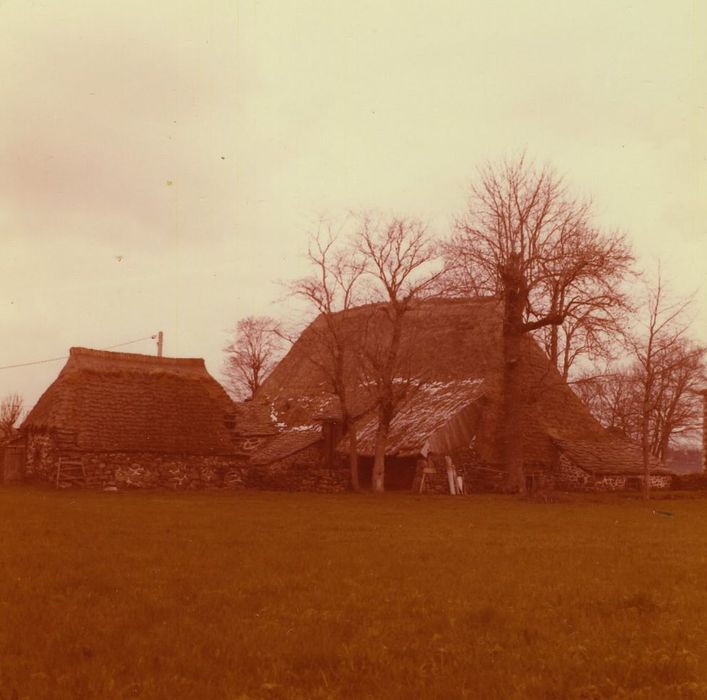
[
  {"x1": 249, "y1": 446, "x2": 349, "y2": 493},
  {"x1": 81, "y1": 452, "x2": 248, "y2": 489},
  {"x1": 554, "y1": 454, "x2": 672, "y2": 491},
  {"x1": 23, "y1": 437, "x2": 247, "y2": 490},
  {"x1": 556, "y1": 455, "x2": 591, "y2": 489},
  {"x1": 25, "y1": 433, "x2": 59, "y2": 482}
]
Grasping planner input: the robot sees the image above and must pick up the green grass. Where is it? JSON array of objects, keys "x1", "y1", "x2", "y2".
[{"x1": 1, "y1": 488, "x2": 707, "y2": 699}]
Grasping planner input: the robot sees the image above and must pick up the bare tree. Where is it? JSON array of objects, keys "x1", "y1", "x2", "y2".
[
  {"x1": 0, "y1": 392, "x2": 23, "y2": 443},
  {"x1": 223, "y1": 316, "x2": 283, "y2": 400},
  {"x1": 447, "y1": 155, "x2": 631, "y2": 492},
  {"x1": 289, "y1": 219, "x2": 367, "y2": 490},
  {"x1": 576, "y1": 337, "x2": 704, "y2": 469},
  {"x1": 533, "y1": 226, "x2": 634, "y2": 380},
  {"x1": 625, "y1": 271, "x2": 703, "y2": 499},
  {"x1": 573, "y1": 365, "x2": 642, "y2": 438},
  {"x1": 355, "y1": 214, "x2": 442, "y2": 493}
]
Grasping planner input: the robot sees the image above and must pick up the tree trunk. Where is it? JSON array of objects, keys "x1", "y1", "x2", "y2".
[
  {"x1": 501, "y1": 255, "x2": 527, "y2": 494},
  {"x1": 349, "y1": 426, "x2": 360, "y2": 492},
  {"x1": 372, "y1": 422, "x2": 388, "y2": 493},
  {"x1": 641, "y1": 414, "x2": 651, "y2": 501},
  {"x1": 548, "y1": 286, "x2": 561, "y2": 372},
  {"x1": 503, "y1": 329, "x2": 525, "y2": 493},
  {"x1": 549, "y1": 320, "x2": 559, "y2": 372}
]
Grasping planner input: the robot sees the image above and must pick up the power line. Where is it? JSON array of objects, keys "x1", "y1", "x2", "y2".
[
  {"x1": 0, "y1": 335, "x2": 158, "y2": 371},
  {"x1": 101, "y1": 336, "x2": 158, "y2": 351},
  {"x1": 0, "y1": 355, "x2": 68, "y2": 371}
]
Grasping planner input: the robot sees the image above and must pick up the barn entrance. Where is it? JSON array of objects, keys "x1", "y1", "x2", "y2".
[
  {"x1": 1, "y1": 444, "x2": 25, "y2": 483},
  {"x1": 357, "y1": 455, "x2": 418, "y2": 491}
]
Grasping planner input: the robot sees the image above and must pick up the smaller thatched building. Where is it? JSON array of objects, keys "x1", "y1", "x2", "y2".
[{"x1": 21, "y1": 347, "x2": 249, "y2": 489}]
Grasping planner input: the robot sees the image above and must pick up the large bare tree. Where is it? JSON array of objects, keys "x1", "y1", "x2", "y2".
[
  {"x1": 223, "y1": 316, "x2": 283, "y2": 400},
  {"x1": 447, "y1": 156, "x2": 632, "y2": 492},
  {"x1": 625, "y1": 272, "x2": 703, "y2": 499},
  {"x1": 0, "y1": 392, "x2": 23, "y2": 444},
  {"x1": 355, "y1": 215, "x2": 442, "y2": 493},
  {"x1": 289, "y1": 220, "x2": 367, "y2": 490}
]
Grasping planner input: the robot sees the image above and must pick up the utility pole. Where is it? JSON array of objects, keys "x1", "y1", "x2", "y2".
[{"x1": 156, "y1": 331, "x2": 164, "y2": 357}]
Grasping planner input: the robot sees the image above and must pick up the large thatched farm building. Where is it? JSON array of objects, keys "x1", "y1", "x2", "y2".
[{"x1": 256, "y1": 297, "x2": 672, "y2": 493}]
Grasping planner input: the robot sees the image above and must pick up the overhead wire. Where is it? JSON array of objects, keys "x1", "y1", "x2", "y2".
[{"x1": 0, "y1": 335, "x2": 158, "y2": 371}]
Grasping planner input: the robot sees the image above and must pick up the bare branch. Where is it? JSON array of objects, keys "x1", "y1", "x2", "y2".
[
  {"x1": 222, "y1": 316, "x2": 284, "y2": 400},
  {"x1": 0, "y1": 392, "x2": 23, "y2": 443}
]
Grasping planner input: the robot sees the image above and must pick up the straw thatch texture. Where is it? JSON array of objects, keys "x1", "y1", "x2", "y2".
[{"x1": 23, "y1": 347, "x2": 239, "y2": 455}]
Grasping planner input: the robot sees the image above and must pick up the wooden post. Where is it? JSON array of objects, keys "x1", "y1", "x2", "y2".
[
  {"x1": 445, "y1": 455, "x2": 457, "y2": 495},
  {"x1": 156, "y1": 331, "x2": 164, "y2": 357}
]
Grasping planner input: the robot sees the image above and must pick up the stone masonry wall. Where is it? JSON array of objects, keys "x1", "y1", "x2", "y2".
[
  {"x1": 555, "y1": 453, "x2": 672, "y2": 491},
  {"x1": 25, "y1": 433, "x2": 59, "y2": 482},
  {"x1": 23, "y1": 436, "x2": 248, "y2": 490},
  {"x1": 81, "y1": 452, "x2": 248, "y2": 489},
  {"x1": 556, "y1": 455, "x2": 592, "y2": 490},
  {"x1": 249, "y1": 445, "x2": 349, "y2": 493}
]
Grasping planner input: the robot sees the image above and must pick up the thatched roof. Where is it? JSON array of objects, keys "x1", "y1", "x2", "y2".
[
  {"x1": 250, "y1": 428, "x2": 321, "y2": 466},
  {"x1": 258, "y1": 297, "x2": 660, "y2": 473},
  {"x1": 233, "y1": 400, "x2": 279, "y2": 437},
  {"x1": 552, "y1": 437, "x2": 667, "y2": 475},
  {"x1": 341, "y1": 379, "x2": 485, "y2": 457},
  {"x1": 23, "y1": 347, "x2": 240, "y2": 455}
]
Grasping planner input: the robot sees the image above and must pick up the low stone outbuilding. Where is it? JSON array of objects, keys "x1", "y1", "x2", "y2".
[{"x1": 21, "y1": 347, "x2": 249, "y2": 489}]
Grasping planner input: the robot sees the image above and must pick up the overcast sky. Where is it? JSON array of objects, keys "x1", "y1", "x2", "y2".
[{"x1": 1, "y1": 0, "x2": 705, "y2": 411}]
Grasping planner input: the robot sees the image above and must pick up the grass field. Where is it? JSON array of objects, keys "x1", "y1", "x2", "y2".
[{"x1": 1, "y1": 488, "x2": 707, "y2": 699}]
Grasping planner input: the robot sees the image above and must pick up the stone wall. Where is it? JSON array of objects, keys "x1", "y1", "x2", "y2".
[
  {"x1": 80, "y1": 452, "x2": 248, "y2": 490},
  {"x1": 556, "y1": 455, "x2": 592, "y2": 490},
  {"x1": 646, "y1": 474, "x2": 672, "y2": 490},
  {"x1": 25, "y1": 433, "x2": 59, "y2": 483},
  {"x1": 24, "y1": 436, "x2": 248, "y2": 490},
  {"x1": 594, "y1": 475, "x2": 628, "y2": 490},
  {"x1": 555, "y1": 453, "x2": 672, "y2": 491},
  {"x1": 249, "y1": 445, "x2": 349, "y2": 493}
]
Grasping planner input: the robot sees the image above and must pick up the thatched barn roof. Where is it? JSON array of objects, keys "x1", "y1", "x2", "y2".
[
  {"x1": 233, "y1": 400, "x2": 279, "y2": 437},
  {"x1": 341, "y1": 379, "x2": 485, "y2": 458},
  {"x1": 23, "y1": 347, "x2": 241, "y2": 455},
  {"x1": 249, "y1": 428, "x2": 321, "y2": 466},
  {"x1": 257, "y1": 297, "x2": 659, "y2": 474},
  {"x1": 552, "y1": 437, "x2": 667, "y2": 476}
]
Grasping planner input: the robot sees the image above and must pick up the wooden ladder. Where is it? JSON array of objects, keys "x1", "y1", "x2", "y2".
[{"x1": 55, "y1": 454, "x2": 86, "y2": 488}]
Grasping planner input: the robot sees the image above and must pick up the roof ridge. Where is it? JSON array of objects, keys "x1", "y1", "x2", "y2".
[{"x1": 69, "y1": 347, "x2": 205, "y2": 368}]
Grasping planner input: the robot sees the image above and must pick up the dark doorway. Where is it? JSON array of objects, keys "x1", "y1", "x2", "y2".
[{"x1": 626, "y1": 476, "x2": 641, "y2": 490}]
